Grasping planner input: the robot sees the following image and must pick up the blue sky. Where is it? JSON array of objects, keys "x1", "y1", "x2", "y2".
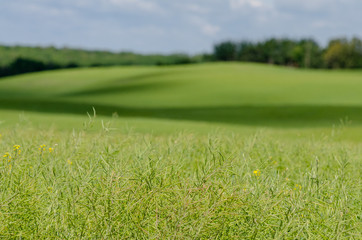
[{"x1": 1, "y1": 0, "x2": 361, "y2": 54}]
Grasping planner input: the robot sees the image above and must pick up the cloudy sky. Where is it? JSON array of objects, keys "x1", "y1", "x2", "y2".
[{"x1": 1, "y1": 0, "x2": 361, "y2": 54}]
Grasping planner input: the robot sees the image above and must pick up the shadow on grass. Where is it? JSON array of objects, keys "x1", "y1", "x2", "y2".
[
  {"x1": 62, "y1": 82, "x2": 177, "y2": 97},
  {"x1": 61, "y1": 71, "x2": 175, "y2": 97},
  {"x1": 1, "y1": 98, "x2": 361, "y2": 127}
]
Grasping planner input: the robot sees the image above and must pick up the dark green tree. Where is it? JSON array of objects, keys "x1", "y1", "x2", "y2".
[
  {"x1": 214, "y1": 41, "x2": 237, "y2": 61},
  {"x1": 291, "y1": 39, "x2": 322, "y2": 68}
]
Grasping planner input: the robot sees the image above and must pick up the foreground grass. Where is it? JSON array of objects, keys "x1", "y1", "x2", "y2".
[{"x1": 0, "y1": 127, "x2": 360, "y2": 239}]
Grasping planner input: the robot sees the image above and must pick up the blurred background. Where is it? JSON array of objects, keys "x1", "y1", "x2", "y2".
[
  {"x1": 0, "y1": 0, "x2": 362, "y2": 139},
  {"x1": 1, "y1": 0, "x2": 361, "y2": 71},
  {"x1": 1, "y1": 0, "x2": 361, "y2": 53}
]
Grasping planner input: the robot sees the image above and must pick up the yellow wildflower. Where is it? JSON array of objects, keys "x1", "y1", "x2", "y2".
[
  {"x1": 39, "y1": 144, "x2": 46, "y2": 152},
  {"x1": 49, "y1": 148, "x2": 54, "y2": 153},
  {"x1": 253, "y1": 169, "x2": 261, "y2": 177},
  {"x1": 12, "y1": 145, "x2": 21, "y2": 156},
  {"x1": 67, "y1": 159, "x2": 73, "y2": 165},
  {"x1": 293, "y1": 184, "x2": 302, "y2": 191}
]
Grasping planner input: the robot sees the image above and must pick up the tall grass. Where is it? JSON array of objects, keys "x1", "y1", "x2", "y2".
[{"x1": 0, "y1": 126, "x2": 360, "y2": 239}]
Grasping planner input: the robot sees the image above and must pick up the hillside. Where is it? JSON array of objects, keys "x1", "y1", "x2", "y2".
[{"x1": 1, "y1": 63, "x2": 362, "y2": 138}]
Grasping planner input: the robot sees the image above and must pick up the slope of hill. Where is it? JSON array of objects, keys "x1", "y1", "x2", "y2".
[{"x1": 1, "y1": 63, "x2": 362, "y2": 138}]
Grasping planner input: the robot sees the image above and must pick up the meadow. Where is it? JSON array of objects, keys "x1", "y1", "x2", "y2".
[{"x1": 0, "y1": 63, "x2": 361, "y2": 238}]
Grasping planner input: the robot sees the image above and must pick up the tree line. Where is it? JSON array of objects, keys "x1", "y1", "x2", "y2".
[
  {"x1": 0, "y1": 45, "x2": 198, "y2": 78},
  {"x1": 213, "y1": 37, "x2": 362, "y2": 69},
  {"x1": 0, "y1": 37, "x2": 361, "y2": 78},
  {"x1": 0, "y1": 58, "x2": 79, "y2": 78}
]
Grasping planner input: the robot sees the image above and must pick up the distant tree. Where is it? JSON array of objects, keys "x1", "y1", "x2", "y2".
[
  {"x1": 349, "y1": 37, "x2": 362, "y2": 68},
  {"x1": 171, "y1": 54, "x2": 194, "y2": 65},
  {"x1": 214, "y1": 37, "x2": 362, "y2": 69},
  {"x1": 263, "y1": 39, "x2": 297, "y2": 65},
  {"x1": 10, "y1": 57, "x2": 46, "y2": 73},
  {"x1": 324, "y1": 39, "x2": 348, "y2": 68},
  {"x1": 197, "y1": 53, "x2": 215, "y2": 62},
  {"x1": 65, "y1": 62, "x2": 79, "y2": 68},
  {"x1": 237, "y1": 41, "x2": 264, "y2": 62},
  {"x1": 214, "y1": 41, "x2": 237, "y2": 61},
  {"x1": 291, "y1": 39, "x2": 322, "y2": 68},
  {"x1": 323, "y1": 38, "x2": 362, "y2": 68},
  {"x1": 0, "y1": 57, "x2": 62, "y2": 77},
  {"x1": 238, "y1": 39, "x2": 298, "y2": 65}
]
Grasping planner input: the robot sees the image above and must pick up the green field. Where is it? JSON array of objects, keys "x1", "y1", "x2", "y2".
[
  {"x1": 1, "y1": 63, "x2": 362, "y2": 136},
  {"x1": 0, "y1": 63, "x2": 361, "y2": 238}
]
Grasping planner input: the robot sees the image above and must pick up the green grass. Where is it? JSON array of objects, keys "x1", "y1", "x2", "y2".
[
  {"x1": 1, "y1": 63, "x2": 362, "y2": 132},
  {"x1": 0, "y1": 128, "x2": 361, "y2": 238},
  {"x1": 0, "y1": 63, "x2": 361, "y2": 238}
]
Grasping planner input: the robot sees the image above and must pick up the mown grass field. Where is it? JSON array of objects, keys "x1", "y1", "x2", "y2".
[{"x1": 0, "y1": 63, "x2": 361, "y2": 238}]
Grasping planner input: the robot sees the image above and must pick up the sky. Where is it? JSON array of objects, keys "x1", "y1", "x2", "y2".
[{"x1": 1, "y1": 0, "x2": 361, "y2": 54}]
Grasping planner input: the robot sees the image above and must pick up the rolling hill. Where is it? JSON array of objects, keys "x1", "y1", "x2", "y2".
[{"x1": 1, "y1": 62, "x2": 362, "y2": 139}]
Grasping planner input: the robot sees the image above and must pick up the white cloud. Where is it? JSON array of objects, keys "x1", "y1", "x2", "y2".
[
  {"x1": 129, "y1": 25, "x2": 166, "y2": 36},
  {"x1": 274, "y1": 0, "x2": 332, "y2": 12},
  {"x1": 311, "y1": 20, "x2": 330, "y2": 29},
  {"x1": 230, "y1": 0, "x2": 265, "y2": 9},
  {"x1": 202, "y1": 24, "x2": 220, "y2": 36},
  {"x1": 189, "y1": 16, "x2": 220, "y2": 36},
  {"x1": 105, "y1": 0, "x2": 164, "y2": 13},
  {"x1": 6, "y1": 2, "x2": 75, "y2": 17},
  {"x1": 185, "y1": 4, "x2": 210, "y2": 14}
]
